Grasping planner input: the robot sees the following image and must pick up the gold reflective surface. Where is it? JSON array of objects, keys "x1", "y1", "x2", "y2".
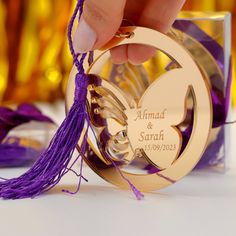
[{"x1": 66, "y1": 27, "x2": 213, "y2": 191}]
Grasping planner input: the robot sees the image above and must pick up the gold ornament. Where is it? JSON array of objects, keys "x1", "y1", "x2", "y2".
[{"x1": 66, "y1": 26, "x2": 213, "y2": 191}]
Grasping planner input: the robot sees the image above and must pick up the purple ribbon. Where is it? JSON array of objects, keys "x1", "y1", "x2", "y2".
[{"x1": 0, "y1": 103, "x2": 53, "y2": 167}]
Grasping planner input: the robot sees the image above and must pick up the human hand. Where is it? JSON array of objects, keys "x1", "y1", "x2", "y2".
[{"x1": 73, "y1": 0, "x2": 186, "y2": 64}]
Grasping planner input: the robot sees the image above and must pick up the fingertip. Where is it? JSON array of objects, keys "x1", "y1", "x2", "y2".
[
  {"x1": 110, "y1": 45, "x2": 128, "y2": 64},
  {"x1": 83, "y1": 0, "x2": 126, "y2": 50},
  {"x1": 110, "y1": 45, "x2": 156, "y2": 65},
  {"x1": 128, "y1": 45, "x2": 156, "y2": 65}
]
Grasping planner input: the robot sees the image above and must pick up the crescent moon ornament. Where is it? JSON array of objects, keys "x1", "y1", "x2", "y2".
[{"x1": 66, "y1": 26, "x2": 213, "y2": 192}]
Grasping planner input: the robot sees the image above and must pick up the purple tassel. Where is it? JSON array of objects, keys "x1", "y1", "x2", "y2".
[
  {"x1": 0, "y1": 0, "x2": 88, "y2": 199},
  {"x1": 0, "y1": 72, "x2": 89, "y2": 199}
]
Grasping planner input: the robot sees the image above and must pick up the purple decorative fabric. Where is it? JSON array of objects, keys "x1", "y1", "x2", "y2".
[
  {"x1": 0, "y1": 103, "x2": 53, "y2": 168},
  {"x1": 173, "y1": 21, "x2": 224, "y2": 68},
  {"x1": 0, "y1": 141, "x2": 42, "y2": 168},
  {"x1": 0, "y1": 103, "x2": 53, "y2": 142}
]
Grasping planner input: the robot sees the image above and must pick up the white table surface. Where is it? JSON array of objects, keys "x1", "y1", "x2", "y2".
[{"x1": 0, "y1": 106, "x2": 235, "y2": 236}]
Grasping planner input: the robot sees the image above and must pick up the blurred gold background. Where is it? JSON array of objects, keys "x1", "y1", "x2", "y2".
[
  {"x1": 0, "y1": 0, "x2": 235, "y2": 105},
  {"x1": 0, "y1": 0, "x2": 73, "y2": 104}
]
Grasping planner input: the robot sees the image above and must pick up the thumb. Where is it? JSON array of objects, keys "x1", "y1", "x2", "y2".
[{"x1": 73, "y1": 0, "x2": 126, "y2": 53}]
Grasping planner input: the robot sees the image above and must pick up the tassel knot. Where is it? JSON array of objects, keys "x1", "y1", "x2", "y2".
[{"x1": 75, "y1": 73, "x2": 89, "y2": 103}]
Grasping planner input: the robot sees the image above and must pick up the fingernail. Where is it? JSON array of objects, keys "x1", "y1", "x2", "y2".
[{"x1": 73, "y1": 19, "x2": 97, "y2": 53}]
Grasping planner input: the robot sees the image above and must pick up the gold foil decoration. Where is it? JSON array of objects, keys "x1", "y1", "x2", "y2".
[{"x1": 66, "y1": 27, "x2": 213, "y2": 191}]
